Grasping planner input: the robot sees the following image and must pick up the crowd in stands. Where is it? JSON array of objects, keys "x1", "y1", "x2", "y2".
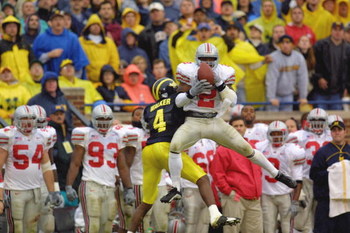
[
  {"x1": 0, "y1": 0, "x2": 350, "y2": 124},
  {"x1": 0, "y1": 0, "x2": 349, "y2": 231}
]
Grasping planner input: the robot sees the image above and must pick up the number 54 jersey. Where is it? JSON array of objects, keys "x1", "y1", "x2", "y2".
[
  {"x1": 256, "y1": 140, "x2": 305, "y2": 195},
  {"x1": 71, "y1": 127, "x2": 128, "y2": 187},
  {"x1": 0, "y1": 127, "x2": 50, "y2": 190}
]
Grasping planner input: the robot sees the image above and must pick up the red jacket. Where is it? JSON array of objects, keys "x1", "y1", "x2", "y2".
[
  {"x1": 285, "y1": 24, "x2": 316, "y2": 45},
  {"x1": 211, "y1": 146, "x2": 262, "y2": 200}
]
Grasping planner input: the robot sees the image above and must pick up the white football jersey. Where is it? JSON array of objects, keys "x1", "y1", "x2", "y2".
[
  {"x1": 176, "y1": 62, "x2": 235, "y2": 114},
  {"x1": 256, "y1": 140, "x2": 305, "y2": 195},
  {"x1": 112, "y1": 124, "x2": 142, "y2": 182},
  {"x1": 289, "y1": 129, "x2": 331, "y2": 179},
  {"x1": 0, "y1": 127, "x2": 50, "y2": 190},
  {"x1": 181, "y1": 139, "x2": 217, "y2": 188},
  {"x1": 71, "y1": 126, "x2": 128, "y2": 187},
  {"x1": 244, "y1": 123, "x2": 268, "y2": 147},
  {"x1": 37, "y1": 126, "x2": 57, "y2": 149}
]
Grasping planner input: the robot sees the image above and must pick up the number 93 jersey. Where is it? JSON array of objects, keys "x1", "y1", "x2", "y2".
[
  {"x1": 176, "y1": 62, "x2": 235, "y2": 113},
  {"x1": 71, "y1": 127, "x2": 127, "y2": 187},
  {"x1": 0, "y1": 127, "x2": 50, "y2": 190}
]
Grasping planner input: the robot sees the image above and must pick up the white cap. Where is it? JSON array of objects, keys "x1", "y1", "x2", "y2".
[
  {"x1": 149, "y1": 2, "x2": 164, "y2": 11},
  {"x1": 249, "y1": 24, "x2": 264, "y2": 33}
]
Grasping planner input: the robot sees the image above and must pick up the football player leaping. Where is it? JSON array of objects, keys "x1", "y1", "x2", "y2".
[
  {"x1": 164, "y1": 43, "x2": 297, "y2": 203},
  {"x1": 127, "y1": 78, "x2": 239, "y2": 233},
  {"x1": 66, "y1": 104, "x2": 135, "y2": 233},
  {"x1": 0, "y1": 105, "x2": 62, "y2": 233}
]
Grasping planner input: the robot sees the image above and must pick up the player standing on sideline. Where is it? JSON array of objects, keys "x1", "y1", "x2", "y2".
[
  {"x1": 164, "y1": 43, "x2": 297, "y2": 203},
  {"x1": 290, "y1": 108, "x2": 332, "y2": 233},
  {"x1": 31, "y1": 105, "x2": 64, "y2": 233},
  {"x1": 0, "y1": 105, "x2": 62, "y2": 233},
  {"x1": 127, "y1": 78, "x2": 240, "y2": 233},
  {"x1": 66, "y1": 104, "x2": 135, "y2": 233},
  {"x1": 241, "y1": 105, "x2": 268, "y2": 147},
  {"x1": 256, "y1": 121, "x2": 305, "y2": 233}
]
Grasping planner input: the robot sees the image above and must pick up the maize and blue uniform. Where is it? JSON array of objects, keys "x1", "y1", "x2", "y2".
[{"x1": 142, "y1": 93, "x2": 206, "y2": 204}]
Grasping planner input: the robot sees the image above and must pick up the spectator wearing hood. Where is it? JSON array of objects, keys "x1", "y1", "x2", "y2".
[
  {"x1": 245, "y1": 0, "x2": 285, "y2": 42},
  {"x1": 28, "y1": 71, "x2": 73, "y2": 129},
  {"x1": 335, "y1": 0, "x2": 350, "y2": 24},
  {"x1": 118, "y1": 28, "x2": 150, "y2": 67},
  {"x1": 0, "y1": 67, "x2": 31, "y2": 124},
  {"x1": 22, "y1": 14, "x2": 42, "y2": 46},
  {"x1": 33, "y1": 11, "x2": 89, "y2": 77},
  {"x1": 121, "y1": 64, "x2": 155, "y2": 109},
  {"x1": 96, "y1": 64, "x2": 135, "y2": 112},
  {"x1": 302, "y1": 0, "x2": 335, "y2": 41},
  {"x1": 121, "y1": 7, "x2": 144, "y2": 34},
  {"x1": 79, "y1": 14, "x2": 120, "y2": 82},
  {"x1": 58, "y1": 59, "x2": 105, "y2": 113},
  {"x1": 0, "y1": 15, "x2": 35, "y2": 83}
]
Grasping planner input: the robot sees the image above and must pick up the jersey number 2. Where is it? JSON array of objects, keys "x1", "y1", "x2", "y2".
[{"x1": 265, "y1": 158, "x2": 280, "y2": 183}]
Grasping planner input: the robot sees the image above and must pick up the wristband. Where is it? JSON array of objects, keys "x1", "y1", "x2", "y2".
[
  {"x1": 216, "y1": 82, "x2": 226, "y2": 92},
  {"x1": 186, "y1": 91, "x2": 194, "y2": 99},
  {"x1": 54, "y1": 182, "x2": 60, "y2": 192}
]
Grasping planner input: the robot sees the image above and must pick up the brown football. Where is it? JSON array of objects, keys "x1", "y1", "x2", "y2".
[{"x1": 197, "y1": 62, "x2": 215, "y2": 85}]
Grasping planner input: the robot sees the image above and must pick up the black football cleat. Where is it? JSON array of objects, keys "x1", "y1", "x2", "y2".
[
  {"x1": 160, "y1": 187, "x2": 182, "y2": 203},
  {"x1": 211, "y1": 216, "x2": 241, "y2": 228},
  {"x1": 275, "y1": 171, "x2": 297, "y2": 188}
]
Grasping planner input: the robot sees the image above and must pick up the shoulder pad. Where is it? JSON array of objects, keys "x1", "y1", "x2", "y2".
[
  {"x1": 71, "y1": 127, "x2": 90, "y2": 145},
  {"x1": 286, "y1": 144, "x2": 305, "y2": 165},
  {"x1": 214, "y1": 65, "x2": 235, "y2": 85},
  {"x1": 255, "y1": 139, "x2": 268, "y2": 151},
  {"x1": 0, "y1": 128, "x2": 12, "y2": 147},
  {"x1": 176, "y1": 62, "x2": 197, "y2": 85}
]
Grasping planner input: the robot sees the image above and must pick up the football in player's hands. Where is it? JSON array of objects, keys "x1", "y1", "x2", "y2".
[{"x1": 197, "y1": 62, "x2": 215, "y2": 85}]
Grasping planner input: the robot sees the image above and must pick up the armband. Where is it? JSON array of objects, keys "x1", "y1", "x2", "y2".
[
  {"x1": 216, "y1": 82, "x2": 226, "y2": 92},
  {"x1": 186, "y1": 91, "x2": 194, "y2": 99},
  {"x1": 42, "y1": 161, "x2": 52, "y2": 173}
]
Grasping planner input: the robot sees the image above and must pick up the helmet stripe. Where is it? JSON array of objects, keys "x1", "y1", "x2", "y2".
[
  {"x1": 206, "y1": 43, "x2": 210, "y2": 53},
  {"x1": 102, "y1": 104, "x2": 106, "y2": 113},
  {"x1": 38, "y1": 106, "x2": 42, "y2": 116},
  {"x1": 25, "y1": 105, "x2": 30, "y2": 113},
  {"x1": 153, "y1": 78, "x2": 170, "y2": 100}
]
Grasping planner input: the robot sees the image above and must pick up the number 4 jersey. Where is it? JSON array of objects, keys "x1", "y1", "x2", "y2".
[
  {"x1": 0, "y1": 127, "x2": 51, "y2": 190},
  {"x1": 71, "y1": 127, "x2": 128, "y2": 187},
  {"x1": 256, "y1": 140, "x2": 305, "y2": 195}
]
